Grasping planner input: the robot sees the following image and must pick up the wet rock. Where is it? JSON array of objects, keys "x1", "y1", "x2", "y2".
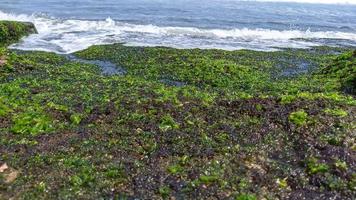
[
  {"x1": 0, "y1": 163, "x2": 19, "y2": 184},
  {"x1": 65, "y1": 54, "x2": 126, "y2": 76},
  {"x1": 0, "y1": 21, "x2": 38, "y2": 46}
]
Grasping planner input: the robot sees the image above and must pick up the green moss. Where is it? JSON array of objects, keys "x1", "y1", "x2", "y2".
[{"x1": 289, "y1": 110, "x2": 308, "y2": 126}]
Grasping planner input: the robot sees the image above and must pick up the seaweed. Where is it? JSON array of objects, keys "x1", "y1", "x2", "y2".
[
  {"x1": 0, "y1": 28, "x2": 355, "y2": 199},
  {"x1": 0, "y1": 21, "x2": 37, "y2": 47}
]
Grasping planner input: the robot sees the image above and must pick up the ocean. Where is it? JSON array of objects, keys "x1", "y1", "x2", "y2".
[{"x1": 1, "y1": 0, "x2": 356, "y2": 53}]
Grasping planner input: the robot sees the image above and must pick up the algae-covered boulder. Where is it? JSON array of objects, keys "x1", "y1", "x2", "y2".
[
  {"x1": 321, "y1": 50, "x2": 356, "y2": 94},
  {"x1": 0, "y1": 21, "x2": 37, "y2": 47}
]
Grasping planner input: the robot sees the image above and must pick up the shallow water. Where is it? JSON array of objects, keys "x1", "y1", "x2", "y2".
[
  {"x1": 1, "y1": 0, "x2": 356, "y2": 53},
  {"x1": 160, "y1": 79, "x2": 187, "y2": 87},
  {"x1": 65, "y1": 54, "x2": 126, "y2": 76}
]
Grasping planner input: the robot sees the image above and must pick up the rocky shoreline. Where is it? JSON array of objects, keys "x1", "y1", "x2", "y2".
[{"x1": 0, "y1": 21, "x2": 355, "y2": 199}]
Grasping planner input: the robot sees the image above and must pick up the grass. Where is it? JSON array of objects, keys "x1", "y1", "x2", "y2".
[{"x1": 0, "y1": 21, "x2": 355, "y2": 199}]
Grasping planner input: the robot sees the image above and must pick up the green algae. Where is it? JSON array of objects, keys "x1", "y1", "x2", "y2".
[
  {"x1": 158, "y1": 186, "x2": 171, "y2": 199},
  {"x1": 289, "y1": 110, "x2": 308, "y2": 126},
  {"x1": 306, "y1": 157, "x2": 330, "y2": 175},
  {"x1": 11, "y1": 109, "x2": 54, "y2": 136},
  {"x1": 70, "y1": 113, "x2": 83, "y2": 125},
  {"x1": 235, "y1": 194, "x2": 257, "y2": 200},
  {"x1": 320, "y1": 50, "x2": 356, "y2": 94},
  {"x1": 324, "y1": 108, "x2": 348, "y2": 117},
  {"x1": 0, "y1": 21, "x2": 37, "y2": 47},
  {"x1": 0, "y1": 39, "x2": 355, "y2": 199}
]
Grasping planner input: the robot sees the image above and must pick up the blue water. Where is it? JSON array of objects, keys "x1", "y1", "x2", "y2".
[{"x1": 1, "y1": 0, "x2": 356, "y2": 53}]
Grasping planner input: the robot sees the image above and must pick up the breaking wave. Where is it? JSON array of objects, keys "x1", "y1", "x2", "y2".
[{"x1": 1, "y1": 10, "x2": 356, "y2": 53}]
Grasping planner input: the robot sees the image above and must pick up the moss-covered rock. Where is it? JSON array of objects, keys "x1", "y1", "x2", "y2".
[
  {"x1": 321, "y1": 50, "x2": 356, "y2": 94},
  {"x1": 0, "y1": 21, "x2": 37, "y2": 47}
]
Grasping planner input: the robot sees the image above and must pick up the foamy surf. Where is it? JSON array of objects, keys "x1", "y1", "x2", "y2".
[{"x1": 1, "y1": 10, "x2": 356, "y2": 53}]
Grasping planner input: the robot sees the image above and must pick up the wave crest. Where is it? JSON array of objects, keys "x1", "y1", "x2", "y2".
[{"x1": 1, "y1": 10, "x2": 356, "y2": 53}]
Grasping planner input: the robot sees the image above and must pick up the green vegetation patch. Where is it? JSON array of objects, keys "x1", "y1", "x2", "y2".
[
  {"x1": 0, "y1": 43, "x2": 354, "y2": 199},
  {"x1": 11, "y1": 109, "x2": 54, "y2": 136},
  {"x1": 324, "y1": 108, "x2": 348, "y2": 117},
  {"x1": 306, "y1": 157, "x2": 329, "y2": 174},
  {"x1": 289, "y1": 110, "x2": 308, "y2": 126},
  {"x1": 320, "y1": 50, "x2": 356, "y2": 94},
  {"x1": 0, "y1": 21, "x2": 37, "y2": 47}
]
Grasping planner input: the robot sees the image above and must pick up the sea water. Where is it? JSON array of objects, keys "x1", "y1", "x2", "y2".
[{"x1": 1, "y1": 0, "x2": 355, "y2": 53}]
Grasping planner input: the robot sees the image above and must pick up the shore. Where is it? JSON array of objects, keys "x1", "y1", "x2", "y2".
[{"x1": 0, "y1": 21, "x2": 355, "y2": 199}]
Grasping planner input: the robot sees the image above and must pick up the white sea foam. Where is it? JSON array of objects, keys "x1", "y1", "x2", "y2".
[{"x1": 1, "y1": 10, "x2": 356, "y2": 53}]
